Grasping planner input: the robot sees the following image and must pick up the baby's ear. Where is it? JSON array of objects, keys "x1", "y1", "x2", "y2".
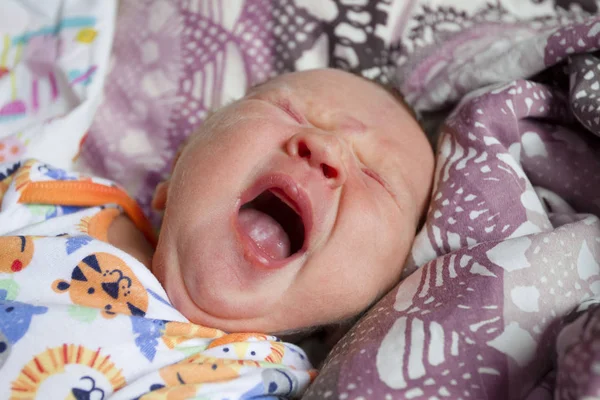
[{"x1": 151, "y1": 181, "x2": 169, "y2": 211}]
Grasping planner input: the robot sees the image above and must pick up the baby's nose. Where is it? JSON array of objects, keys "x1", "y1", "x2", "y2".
[{"x1": 286, "y1": 131, "x2": 348, "y2": 188}]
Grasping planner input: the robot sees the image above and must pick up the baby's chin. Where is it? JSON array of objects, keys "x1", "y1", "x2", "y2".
[
  {"x1": 154, "y1": 257, "x2": 337, "y2": 335},
  {"x1": 165, "y1": 285, "x2": 309, "y2": 334},
  {"x1": 152, "y1": 244, "x2": 289, "y2": 333},
  {"x1": 152, "y1": 196, "x2": 393, "y2": 335}
]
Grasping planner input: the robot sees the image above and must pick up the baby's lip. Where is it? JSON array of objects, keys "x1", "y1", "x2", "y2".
[{"x1": 235, "y1": 173, "x2": 313, "y2": 269}]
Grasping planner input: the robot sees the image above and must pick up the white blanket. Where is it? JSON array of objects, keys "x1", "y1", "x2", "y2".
[{"x1": 0, "y1": 0, "x2": 115, "y2": 169}]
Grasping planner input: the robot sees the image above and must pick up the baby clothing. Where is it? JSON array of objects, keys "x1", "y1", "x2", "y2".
[{"x1": 0, "y1": 159, "x2": 315, "y2": 399}]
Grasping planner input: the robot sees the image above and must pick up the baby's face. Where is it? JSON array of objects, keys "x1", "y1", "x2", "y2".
[{"x1": 152, "y1": 69, "x2": 434, "y2": 334}]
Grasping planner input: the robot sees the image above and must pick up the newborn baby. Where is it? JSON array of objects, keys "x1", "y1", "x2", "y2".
[
  {"x1": 0, "y1": 69, "x2": 433, "y2": 399},
  {"x1": 149, "y1": 68, "x2": 434, "y2": 334}
]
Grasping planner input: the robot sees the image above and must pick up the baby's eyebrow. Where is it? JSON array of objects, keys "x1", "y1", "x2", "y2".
[
  {"x1": 246, "y1": 79, "x2": 272, "y2": 94},
  {"x1": 246, "y1": 79, "x2": 294, "y2": 98},
  {"x1": 202, "y1": 95, "x2": 239, "y2": 124},
  {"x1": 355, "y1": 75, "x2": 420, "y2": 121}
]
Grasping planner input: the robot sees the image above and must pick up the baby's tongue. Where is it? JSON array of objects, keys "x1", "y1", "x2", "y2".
[{"x1": 238, "y1": 208, "x2": 290, "y2": 260}]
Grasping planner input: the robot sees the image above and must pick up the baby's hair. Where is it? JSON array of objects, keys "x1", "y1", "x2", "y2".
[
  {"x1": 382, "y1": 85, "x2": 421, "y2": 121},
  {"x1": 352, "y1": 73, "x2": 422, "y2": 123}
]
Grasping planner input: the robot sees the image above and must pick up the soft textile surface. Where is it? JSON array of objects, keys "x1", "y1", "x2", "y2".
[
  {"x1": 0, "y1": 159, "x2": 314, "y2": 399},
  {"x1": 304, "y1": 11, "x2": 600, "y2": 400},
  {"x1": 394, "y1": 0, "x2": 600, "y2": 113},
  {"x1": 0, "y1": 0, "x2": 115, "y2": 169},
  {"x1": 80, "y1": 0, "x2": 399, "y2": 219}
]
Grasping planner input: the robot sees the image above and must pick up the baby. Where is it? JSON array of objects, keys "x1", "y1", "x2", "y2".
[
  {"x1": 151, "y1": 68, "x2": 433, "y2": 334},
  {"x1": 0, "y1": 69, "x2": 433, "y2": 399}
]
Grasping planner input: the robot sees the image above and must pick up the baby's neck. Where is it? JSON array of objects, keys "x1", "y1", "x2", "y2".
[{"x1": 108, "y1": 214, "x2": 155, "y2": 270}]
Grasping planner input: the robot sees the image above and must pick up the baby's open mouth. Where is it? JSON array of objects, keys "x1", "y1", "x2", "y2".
[{"x1": 238, "y1": 189, "x2": 305, "y2": 261}]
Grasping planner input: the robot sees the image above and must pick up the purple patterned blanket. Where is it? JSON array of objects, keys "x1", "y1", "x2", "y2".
[
  {"x1": 80, "y1": 1, "x2": 600, "y2": 398},
  {"x1": 305, "y1": 13, "x2": 600, "y2": 400},
  {"x1": 305, "y1": 76, "x2": 600, "y2": 399}
]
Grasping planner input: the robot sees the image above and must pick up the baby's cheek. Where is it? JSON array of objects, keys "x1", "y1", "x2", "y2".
[
  {"x1": 164, "y1": 276, "x2": 192, "y2": 315},
  {"x1": 318, "y1": 258, "x2": 379, "y2": 316},
  {"x1": 355, "y1": 224, "x2": 407, "y2": 299},
  {"x1": 152, "y1": 242, "x2": 187, "y2": 307}
]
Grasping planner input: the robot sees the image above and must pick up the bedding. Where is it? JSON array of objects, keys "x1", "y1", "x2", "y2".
[
  {"x1": 4, "y1": 0, "x2": 600, "y2": 399},
  {"x1": 0, "y1": 0, "x2": 115, "y2": 169}
]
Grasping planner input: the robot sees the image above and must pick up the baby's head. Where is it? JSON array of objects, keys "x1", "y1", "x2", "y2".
[{"x1": 151, "y1": 68, "x2": 434, "y2": 335}]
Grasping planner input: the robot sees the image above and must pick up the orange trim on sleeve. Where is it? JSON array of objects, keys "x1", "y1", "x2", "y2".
[{"x1": 18, "y1": 181, "x2": 157, "y2": 247}]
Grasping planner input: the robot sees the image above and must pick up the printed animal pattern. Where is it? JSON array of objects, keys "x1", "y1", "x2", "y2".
[
  {"x1": 160, "y1": 320, "x2": 222, "y2": 349},
  {"x1": 0, "y1": 161, "x2": 20, "y2": 198},
  {"x1": 131, "y1": 318, "x2": 223, "y2": 362},
  {"x1": 0, "y1": 159, "x2": 315, "y2": 399},
  {"x1": 145, "y1": 354, "x2": 302, "y2": 399},
  {"x1": 10, "y1": 344, "x2": 126, "y2": 399},
  {"x1": 206, "y1": 333, "x2": 286, "y2": 365},
  {"x1": 0, "y1": 160, "x2": 120, "y2": 238},
  {"x1": 0, "y1": 330, "x2": 11, "y2": 371},
  {"x1": 131, "y1": 317, "x2": 167, "y2": 362},
  {"x1": 249, "y1": 369, "x2": 301, "y2": 398},
  {"x1": 0, "y1": 289, "x2": 46, "y2": 345},
  {"x1": 53, "y1": 253, "x2": 149, "y2": 319},
  {"x1": 0, "y1": 236, "x2": 33, "y2": 273},
  {"x1": 159, "y1": 356, "x2": 241, "y2": 387}
]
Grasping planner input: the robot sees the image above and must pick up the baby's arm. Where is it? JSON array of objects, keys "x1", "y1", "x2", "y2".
[{"x1": 107, "y1": 214, "x2": 154, "y2": 270}]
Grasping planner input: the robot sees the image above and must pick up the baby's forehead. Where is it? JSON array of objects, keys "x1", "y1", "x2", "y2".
[
  {"x1": 248, "y1": 72, "x2": 416, "y2": 119},
  {"x1": 245, "y1": 75, "x2": 293, "y2": 96}
]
